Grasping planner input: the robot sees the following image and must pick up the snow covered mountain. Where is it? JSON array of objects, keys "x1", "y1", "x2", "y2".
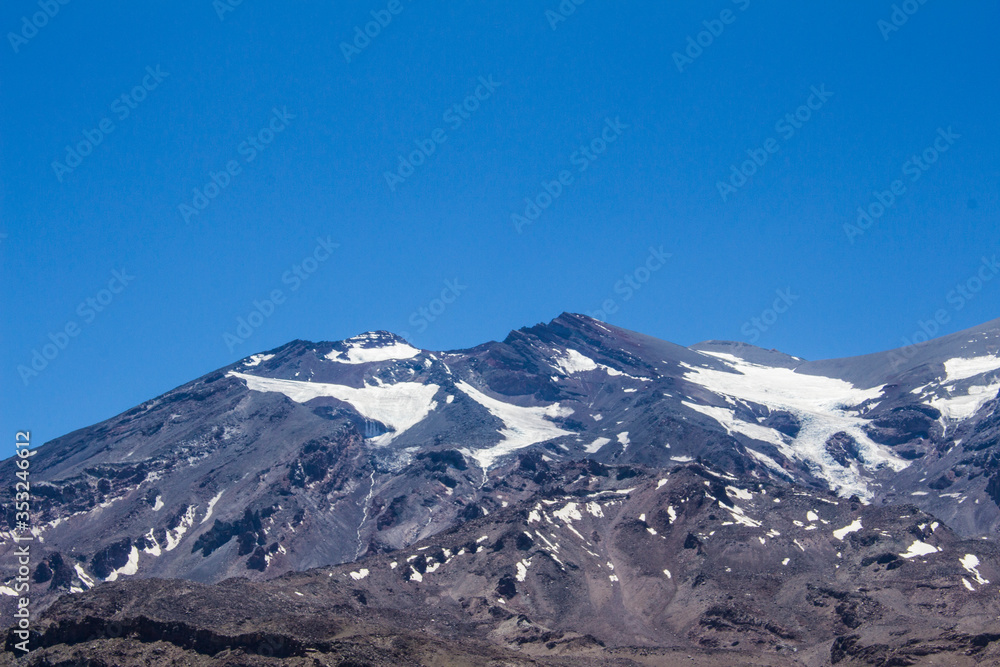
[{"x1": 2, "y1": 313, "x2": 1000, "y2": 663}]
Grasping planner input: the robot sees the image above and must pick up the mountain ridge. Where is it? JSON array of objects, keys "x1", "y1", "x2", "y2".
[{"x1": 2, "y1": 312, "x2": 1000, "y2": 664}]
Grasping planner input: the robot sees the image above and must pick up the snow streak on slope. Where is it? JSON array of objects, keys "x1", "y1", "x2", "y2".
[
  {"x1": 229, "y1": 372, "x2": 438, "y2": 444},
  {"x1": 455, "y1": 381, "x2": 573, "y2": 469},
  {"x1": 683, "y1": 352, "x2": 908, "y2": 499}
]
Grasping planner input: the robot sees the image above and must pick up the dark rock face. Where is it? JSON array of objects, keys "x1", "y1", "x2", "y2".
[
  {"x1": 763, "y1": 410, "x2": 801, "y2": 438},
  {"x1": 2, "y1": 313, "x2": 1000, "y2": 663},
  {"x1": 826, "y1": 431, "x2": 862, "y2": 467}
]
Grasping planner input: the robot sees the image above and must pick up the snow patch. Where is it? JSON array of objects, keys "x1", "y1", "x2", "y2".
[
  {"x1": 105, "y1": 546, "x2": 139, "y2": 581},
  {"x1": 727, "y1": 486, "x2": 753, "y2": 501},
  {"x1": 833, "y1": 519, "x2": 862, "y2": 541},
  {"x1": 165, "y1": 505, "x2": 197, "y2": 551},
  {"x1": 929, "y1": 382, "x2": 1000, "y2": 421},
  {"x1": 553, "y1": 349, "x2": 599, "y2": 374},
  {"x1": 243, "y1": 353, "x2": 274, "y2": 367},
  {"x1": 326, "y1": 337, "x2": 420, "y2": 364},
  {"x1": 230, "y1": 372, "x2": 439, "y2": 445},
  {"x1": 516, "y1": 558, "x2": 531, "y2": 582},
  {"x1": 455, "y1": 381, "x2": 573, "y2": 468},
  {"x1": 349, "y1": 568, "x2": 369, "y2": 580},
  {"x1": 553, "y1": 502, "x2": 582, "y2": 524},
  {"x1": 942, "y1": 355, "x2": 1000, "y2": 383},
  {"x1": 584, "y1": 437, "x2": 610, "y2": 454},
  {"x1": 960, "y1": 554, "x2": 989, "y2": 585},
  {"x1": 201, "y1": 490, "x2": 224, "y2": 524},
  {"x1": 75, "y1": 564, "x2": 95, "y2": 589},
  {"x1": 899, "y1": 540, "x2": 940, "y2": 559}
]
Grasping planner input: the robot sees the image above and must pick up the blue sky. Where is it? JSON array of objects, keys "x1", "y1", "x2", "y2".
[{"x1": 2, "y1": 1, "x2": 998, "y2": 447}]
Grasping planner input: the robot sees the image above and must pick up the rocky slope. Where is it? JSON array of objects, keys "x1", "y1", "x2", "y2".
[
  {"x1": 2, "y1": 313, "x2": 999, "y2": 663},
  {"x1": 6, "y1": 460, "x2": 999, "y2": 665}
]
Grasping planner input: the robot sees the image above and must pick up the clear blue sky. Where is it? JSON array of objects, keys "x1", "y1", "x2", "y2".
[{"x1": 2, "y1": 2, "x2": 998, "y2": 447}]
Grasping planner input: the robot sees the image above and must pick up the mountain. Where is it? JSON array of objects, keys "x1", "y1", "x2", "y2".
[{"x1": 2, "y1": 313, "x2": 1000, "y2": 664}]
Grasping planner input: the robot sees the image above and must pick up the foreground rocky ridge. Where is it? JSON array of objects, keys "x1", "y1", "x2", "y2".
[{"x1": 5, "y1": 461, "x2": 1000, "y2": 665}]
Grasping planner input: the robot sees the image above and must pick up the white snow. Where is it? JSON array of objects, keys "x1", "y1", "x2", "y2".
[
  {"x1": 727, "y1": 486, "x2": 753, "y2": 501},
  {"x1": 201, "y1": 490, "x2": 224, "y2": 524},
  {"x1": 326, "y1": 336, "x2": 420, "y2": 364},
  {"x1": 409, "y1": 567, "x2": 423, "y2": 582},
  {"x1": 963, "y1": 578, "x2": 975, "y2": 591},
  {"x1": 616, "y1": 432, "x2": 630, "y2": 449},
  {"x1": 105, "y1": 546, "x2": 139, "y2": 581},
  {"x1": 670, "y1": 455, "x2": 694, "y2": 463},
  {"x1": 899, "y1": 540, "x2": 940, "y2": 559},
  {"x1": 584, "y1": 437, "x2": 611, "y2": 453},
  {"x1": 929, "y1": 382, "x2": 1000, "y2": 420},
  {"x1": 553, "y1": 502, "x2": 582, "y2": 524},
  {"x1": 782, "y1": 557, "x2": 790, "y2": 566},
  {"x1": 683, "y1": 352, "x2": 907, "y2": 499},
  {"x1": 832, "y1": 519, "x2": 862, "y2": 541},
  {"x1": 151, "y1": 495, "x2": 164, "y2": 511},
  {"x1": 683, "y1": 401, "x2": 787, "y2": 450},
  {"x1": 516, "y1": 558, "x2": 531, "y2": 582},
  {"x1": 942, "y1": 355, "x2": 1000, "y2": 383},
  {"x1": 667, "y1": 506, "x2": 677, "y2": 524},
  {"x1": 349, "y1": 568, "x2": 369, "y2": 580},
  {"x1": 165, "y1": 505, "x2": 197, "y2": 551},
  {"x1": 455, "y1": 381, "x2": 573, "y2": 468},
  {"x1": 243, "y1": 353, "x2": 274, "y2": 367},
  {"x1": 553, "y1": 349, "x2": 599, "y2": 374},
  {"x1": 0, "y1": 586, "x2": 17, "y2": 596},
  {"x1": 806, "y1": 510, "x2": 819, "y2": 522},
  {"x1": 663, "y1": 569, "x2": 672, "y2": 578},
  {"x1": 74, "y1": 564, "x2": 95, "y2": 589},
  {"x1": 585, "y1": 502, "x2": 604, "y2": 518},
  {"x1": 230, "y1": 372, "x2": 439, "y2": 445},
  {"x1": 960, "y1": 554, "x2": 989, "y2": 585},
  {"x1": 657, "y1": 478, "x2": 668, "y2": 489},
  {"x1": 142, "y1": 529, "x2": 162, "y2": 557},
  {"x1": 724, "y1": 503, "x2": 761, "y2": 528}
]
